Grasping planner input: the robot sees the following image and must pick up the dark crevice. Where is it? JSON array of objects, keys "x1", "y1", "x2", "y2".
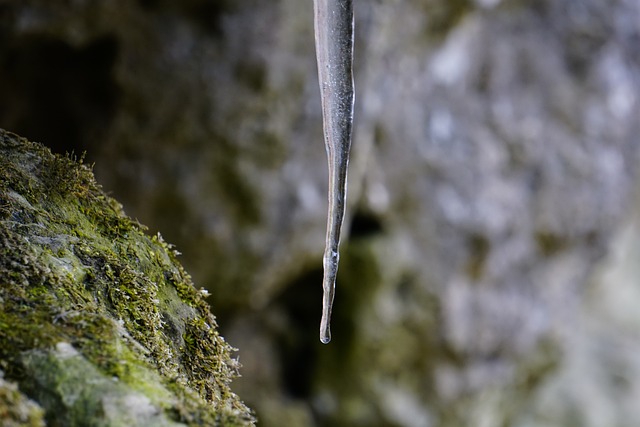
[
  {"x1": 535, "y1": 231, "x2": 567, "y2": 257},
  {"x1": 466, "y1": 233, "x2": 490, "y2": 280},
  {"x1": 234, "y1": 58, "x2": 267, "y2": 93},
  {"x1": 270, "y1": 267, "x2": 324, "y2": 399},
  {"x1": 137, "y1": 0, "x2": 160, "y2": 10},
  {"x1": 137, "y1": 0, "x2": 231, "y2": 37},
  {"x1": 185, "y1": 0, "x2": 232, "y2": 37},
  {"x1": 0, "y1": 34, "x2": 120, "y2": 161},
  {"x1": 348, "y1": 209, "x2": 384, "y2": 239}
]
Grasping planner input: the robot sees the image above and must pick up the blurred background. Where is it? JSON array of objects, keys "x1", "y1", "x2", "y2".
[{"x1": 1, "y1": 0, "x2": 640, "y2": 425}]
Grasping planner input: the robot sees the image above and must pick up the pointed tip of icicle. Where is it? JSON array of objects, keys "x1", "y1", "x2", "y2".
[{"x1": 320, "y1": 329, "x2": 331, "y2": 344}]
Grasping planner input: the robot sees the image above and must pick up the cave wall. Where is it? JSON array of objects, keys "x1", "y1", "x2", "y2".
[{"x1": 1, "y1": 0, "x2": 640, "y2": 426}]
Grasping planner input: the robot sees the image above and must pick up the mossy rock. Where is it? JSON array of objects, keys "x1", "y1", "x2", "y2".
[
  {"x1": 0, "y1": 374, "x2": 45, "y2": 427},
  {"x1": 0, "y1": 129, "x2": 255, "y2": 426}
]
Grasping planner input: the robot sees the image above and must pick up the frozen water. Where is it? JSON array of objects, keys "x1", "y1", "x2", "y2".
[{"x1": 313, "y1": 0, "x2": 355, "y2": 344}]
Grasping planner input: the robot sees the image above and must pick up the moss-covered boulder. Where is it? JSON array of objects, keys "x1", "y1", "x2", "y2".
[{"x1": 0, "y1": 129, "x2": 254, "y2": 426}]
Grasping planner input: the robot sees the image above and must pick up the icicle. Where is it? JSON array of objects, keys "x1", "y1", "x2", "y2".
[{"x1": 313, "y1": 0, "x2": 355, "y2": 344}]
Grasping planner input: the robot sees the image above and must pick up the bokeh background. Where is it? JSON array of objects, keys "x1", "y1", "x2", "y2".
[{"x1": 1, "y1": 0, "x2": 640, "y2": 426}]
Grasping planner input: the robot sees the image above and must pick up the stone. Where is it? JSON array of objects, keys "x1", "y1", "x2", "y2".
[
  {"x1": 1, "y1": 1, "x2": 640, "y2": 426},
  {"x1": 0, "y1": 129, "x2": 254, "y2": 426}
]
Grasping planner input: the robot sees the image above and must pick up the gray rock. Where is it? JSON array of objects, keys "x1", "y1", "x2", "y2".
[{"x1": 0, "y1": 0, "x2": 639, "y2": 426}]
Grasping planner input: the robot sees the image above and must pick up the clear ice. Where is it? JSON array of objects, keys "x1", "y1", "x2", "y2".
[{"x1": 313, "y1": 0, "x2": 355, "y2": 344}]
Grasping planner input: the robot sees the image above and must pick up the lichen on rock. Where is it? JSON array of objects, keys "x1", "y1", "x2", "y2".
[{"x1": 0, "y1": 128, "x2": 255, "y2": 426}]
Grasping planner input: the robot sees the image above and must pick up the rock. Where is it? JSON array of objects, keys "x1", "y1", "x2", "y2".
[
  {"x1": 1, "y1": 1, "x2": 640, "y2": 426},
  {"x1": 0, "y1": 129, "x2": 254, "y2": 426},
  {"x1": 0, "y1": 373, "x2": 45, "y2": 427}
]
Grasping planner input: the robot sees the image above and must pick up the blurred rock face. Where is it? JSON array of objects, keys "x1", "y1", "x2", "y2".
[{"x1": 1, "y1": 0, "x2": 639, "y2": 426}]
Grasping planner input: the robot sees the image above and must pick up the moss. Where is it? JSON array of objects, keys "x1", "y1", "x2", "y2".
[
  {"x1": 20, "y1": 343, "x2": 184, "y2": 427},
  {"x1": 0, "y1": 374, "x2": 45, "y2": 427},
  {"x1": 0, "y1": 129, "x2": 255, "y2": 426}
]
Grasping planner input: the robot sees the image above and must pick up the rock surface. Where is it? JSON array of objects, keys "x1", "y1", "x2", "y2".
[
  {"x1": 0, "y1": 129, "x2": 254, "y2": 426},
  {"x1": 0, "y1": 374, "x2": 44, "y2": 427},
  {"x1": 1, "y1": 1, "x2": 640, "y2": 426}
]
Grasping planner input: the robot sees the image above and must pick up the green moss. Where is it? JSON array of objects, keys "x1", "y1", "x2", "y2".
[
  {"x1": 0, "y1": 129, "x2": 255, "y2": 426},
  {"x1": 0, "y1": 374, "x2": 45, "y2": 427},
  {"x1": 20, "y1": 343, "x2": 184, "y2": 427}
]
